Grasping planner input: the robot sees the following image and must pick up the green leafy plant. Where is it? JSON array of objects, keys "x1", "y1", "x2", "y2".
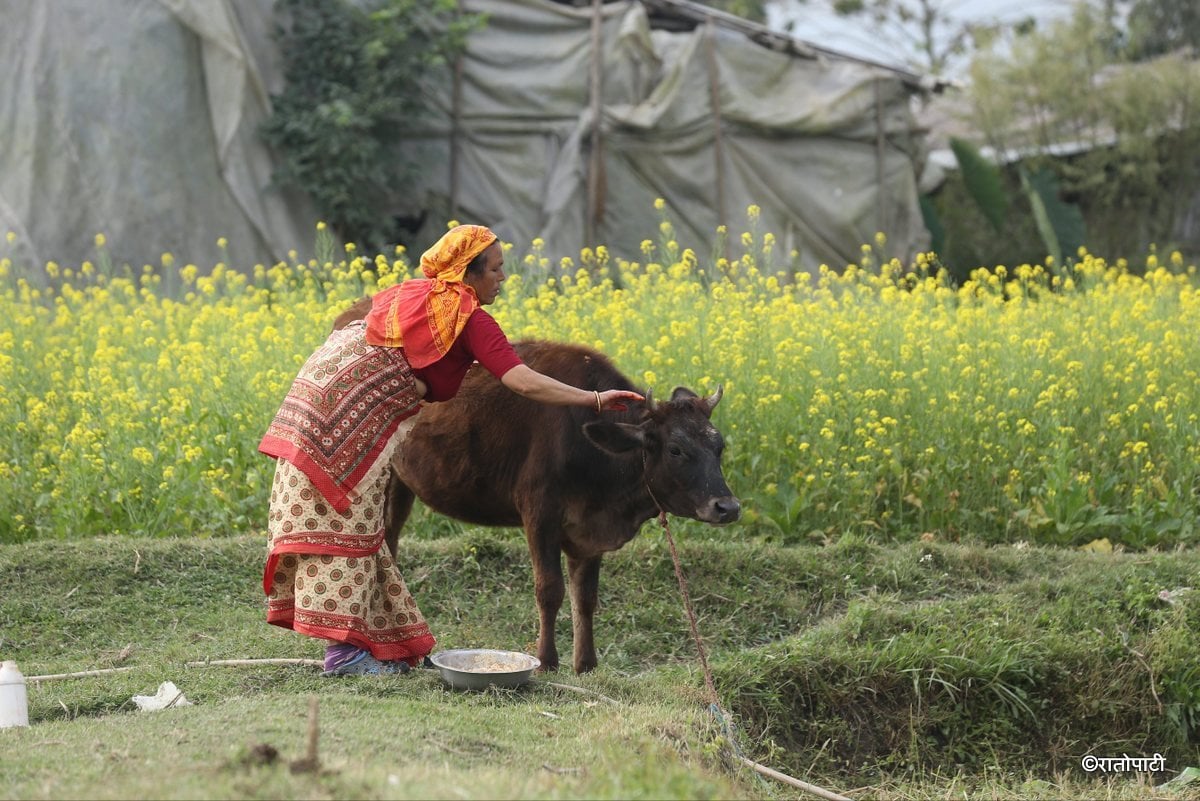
[
  {"x1": 1019, "y1": 165, "x2": 1087, "y2": 268},
  {"x1": 261, "y1": 0, "x2": 481, "y2": 249},
  {"x1": 948, "y1": 136, "x2": 1008, "y2": 234},
  {"x1": 964, "y1": 4, "x2": 1200, "y2": 261},
  {"x1": 925, "y1": 138, "x2": 1088, "y2": 278}
]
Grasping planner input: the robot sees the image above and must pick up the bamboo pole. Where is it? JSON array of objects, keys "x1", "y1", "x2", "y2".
[
  {"x1": 705, "y1": 17, "x2": 729, "y2": 246},
  {"x1": 736, "y1": 756, "x2": 852, "y2": 801},
  {"x1": 874, "y1": 78, "x2": 887, "y2": 238},
  {"x1": 449, "y1": 50, "x2": 465, "y2": 220},
  {"x1": 585, "y1": 0, "x2": 606, "y2": 244},
  {"x1": 28, "y1": 659, "x2": 323, "y2": 683},
  {"x1": 185, "y1": 659, "x2": 322, "y2": 668},
  {"x1": 26, "y1": 667, "x2": 137, "y2": 683}
]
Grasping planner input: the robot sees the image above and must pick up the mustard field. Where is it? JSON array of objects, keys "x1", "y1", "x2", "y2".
[{"x1": 3, "y1": 211, "x2": 1199, "y2": 549}]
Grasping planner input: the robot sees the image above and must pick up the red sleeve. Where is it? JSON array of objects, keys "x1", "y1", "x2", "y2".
[{"x1": 460, "y1": 310, "x2": 524, "y2": 379}]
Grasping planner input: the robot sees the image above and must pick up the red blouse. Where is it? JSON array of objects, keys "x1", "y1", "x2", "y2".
[{"x1": 411, "y1": 308, "x2": 523, "y2": 401}]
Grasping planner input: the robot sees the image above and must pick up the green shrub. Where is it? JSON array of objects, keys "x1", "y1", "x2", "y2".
[{"x1": 261, "y1": 0, "x2": 481, "y2": 248}]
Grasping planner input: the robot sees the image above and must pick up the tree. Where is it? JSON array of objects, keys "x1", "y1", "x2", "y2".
[
  {"x1": 961, "y1": 1, "x2": 1200, "y2": 259},
  {"x1": 700, "y1": 0, "x2": 1006, "y2": 77},
  {"x1": 261, "y1": 0, "x2": 480, "y2": 250},
  {"x1": 1123, "y1": 0, "x2": 1200, "y2": 60},
  {"x1": 826, "y1": 0, "x2": 1014, "y2": 77}
]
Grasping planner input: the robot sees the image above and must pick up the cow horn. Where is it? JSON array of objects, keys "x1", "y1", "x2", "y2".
[
  {"x1": 700, "y1": 384, "x2": 724, "y2": 416},
  {"x1": 644, "y1": 389, "x2": 656, "y2": 411}
]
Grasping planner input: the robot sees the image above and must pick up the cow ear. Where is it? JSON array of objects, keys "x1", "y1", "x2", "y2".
[{"x1": 583, "y1": 420, "x2": 646, "y2": 454}]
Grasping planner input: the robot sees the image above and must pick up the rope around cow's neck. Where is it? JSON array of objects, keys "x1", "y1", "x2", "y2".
[{"x1": 642, "y1": 455, "x2": 851, "y2": 801}]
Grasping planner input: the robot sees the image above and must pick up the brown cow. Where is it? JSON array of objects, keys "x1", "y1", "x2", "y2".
[{"x1": 383, "y1": 340, "x2": 739, "y2": 673}]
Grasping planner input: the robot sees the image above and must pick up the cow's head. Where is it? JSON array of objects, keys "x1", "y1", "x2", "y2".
[{"x1": 583, "y1": 386, "x2": 741, "y2": 525}]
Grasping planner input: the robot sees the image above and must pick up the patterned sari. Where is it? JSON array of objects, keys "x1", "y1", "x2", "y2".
[
  {"x1": 258, "y1": 225, "x2": 500, "y2": 665},
  {"x1": 259, "y1": 321, "x2": 434, "y2": 663}
]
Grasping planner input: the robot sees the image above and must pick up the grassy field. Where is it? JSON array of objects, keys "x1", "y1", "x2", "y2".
[{"x1": 1, "y1": 528, "x2": 1197, "y2": 799}]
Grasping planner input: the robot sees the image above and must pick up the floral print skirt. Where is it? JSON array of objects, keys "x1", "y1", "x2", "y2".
[{"x1": 263, "y1": 432, "x2": 435, "y2": 665}]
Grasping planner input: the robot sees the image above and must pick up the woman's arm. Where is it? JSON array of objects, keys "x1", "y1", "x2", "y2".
[{"x1": 500, "y1": 364, "x2": 643, "y2": 411}]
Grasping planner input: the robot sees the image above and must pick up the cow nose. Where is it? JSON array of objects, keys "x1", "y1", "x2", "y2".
[{"x1": 709, "y1": 496, "x2": 741, "y2": 523}]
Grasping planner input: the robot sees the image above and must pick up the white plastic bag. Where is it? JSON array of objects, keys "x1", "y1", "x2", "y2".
[{"x1": 132, "y1": 681, "x2": 192, "y2": 711}]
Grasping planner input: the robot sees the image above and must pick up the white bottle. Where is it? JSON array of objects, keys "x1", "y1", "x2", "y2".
[{"x1": 0, "y1": 660, "x2": 30, "y2": 728}]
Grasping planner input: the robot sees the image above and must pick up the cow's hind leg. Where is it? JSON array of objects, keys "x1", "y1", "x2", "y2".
[
  {"x1": 382, "y1": 468, "x2": 416, "y2": 558},
  {"x1": 566, "y1": 554, "x2": 602, "y2": 674},
  {"x1": 525, "y1": 515, "x2": 565, "y2": 672}
]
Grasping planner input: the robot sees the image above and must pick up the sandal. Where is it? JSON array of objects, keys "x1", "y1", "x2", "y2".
[{"x1": 321, "y1": 652, "x2": 412, "y2": 677}]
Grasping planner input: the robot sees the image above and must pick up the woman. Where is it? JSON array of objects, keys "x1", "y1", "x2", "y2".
[{"x1": 259, "y1": 225, "x2": 642, "y2": 675}]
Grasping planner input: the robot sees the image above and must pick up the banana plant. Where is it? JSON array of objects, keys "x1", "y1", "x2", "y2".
[{"x1": 923, "y1": 137, "x2": 1087, "y2": 268}]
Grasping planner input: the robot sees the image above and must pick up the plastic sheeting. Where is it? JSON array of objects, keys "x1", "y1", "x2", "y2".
[
  {"x1": 1, "y1": 0, "x2": 929, "y2": 274},
  {"x1": 398, "y1": 0, "x2": 931, "y2": 269},
  {"x1": 0, "y1": 0, "x2": 315, "y2": 274}
]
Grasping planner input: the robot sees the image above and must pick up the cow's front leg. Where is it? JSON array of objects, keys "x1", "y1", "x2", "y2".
[
  {"x1": 566, "y1": 554, "x2": 602, "y2": 673},
  {"x1": 526, "y1": 522, "x2": 564, "y2": 671}
]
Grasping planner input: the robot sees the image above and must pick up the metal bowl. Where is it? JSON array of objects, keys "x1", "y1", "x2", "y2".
[{"x1": 428, "y1": 648, "x2": 541, "y2": 691}]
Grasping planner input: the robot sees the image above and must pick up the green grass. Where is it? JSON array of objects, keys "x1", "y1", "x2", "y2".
[{"x1": 1, "y1": 528, "x2": 1198, "y2": 799}]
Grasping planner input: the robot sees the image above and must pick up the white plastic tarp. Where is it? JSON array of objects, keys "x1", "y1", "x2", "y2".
[
  {"x1": 1, "y1": 0, "x2": 929, "y2": 275},
  {"x1": 397, "y1": 0, "x2": 929, "y2": 269},
  {"x1": 0, "y1": 0, "x2": 315, "y2": 275}
]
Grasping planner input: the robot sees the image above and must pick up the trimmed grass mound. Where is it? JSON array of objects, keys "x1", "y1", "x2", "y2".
[{"x1": 1, "y1": 531, "x2": 1197, "y2": 799}]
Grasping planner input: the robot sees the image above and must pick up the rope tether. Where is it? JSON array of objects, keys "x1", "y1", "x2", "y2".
[{"x1": 648, "y1": 476, "x2": 851, "y2": 801}]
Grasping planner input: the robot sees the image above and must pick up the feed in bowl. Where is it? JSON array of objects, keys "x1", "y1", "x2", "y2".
[{"x1": 429, "y1": 649, "x2": 540, "y2": 690}]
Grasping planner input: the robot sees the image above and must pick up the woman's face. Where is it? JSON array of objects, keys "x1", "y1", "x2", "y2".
[{"x1": 464, "y1": 242, "x2": 506, "y2": 305}]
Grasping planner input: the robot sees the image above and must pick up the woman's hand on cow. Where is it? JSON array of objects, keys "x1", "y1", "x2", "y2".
[
  {"x1": 502, "y1": 365, "x2": 644, "y2": 411},
  {"x1": 597, "y1": 389, "x2": 644, "y2": 412}
]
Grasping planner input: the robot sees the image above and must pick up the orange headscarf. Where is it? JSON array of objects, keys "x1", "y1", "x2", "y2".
[{"x1": 364, "y1": 225, "x2": 498, "y2": 367}]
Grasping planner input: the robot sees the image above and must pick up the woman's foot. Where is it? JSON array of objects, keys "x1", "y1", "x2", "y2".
[{"x1": 322, "y1": 644, "x2": 411, "y2": 676}]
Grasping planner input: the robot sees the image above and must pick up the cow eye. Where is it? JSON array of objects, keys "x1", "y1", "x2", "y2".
[{"x1": 668, "y1": 445, "x2": 683, "y2": 457}]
